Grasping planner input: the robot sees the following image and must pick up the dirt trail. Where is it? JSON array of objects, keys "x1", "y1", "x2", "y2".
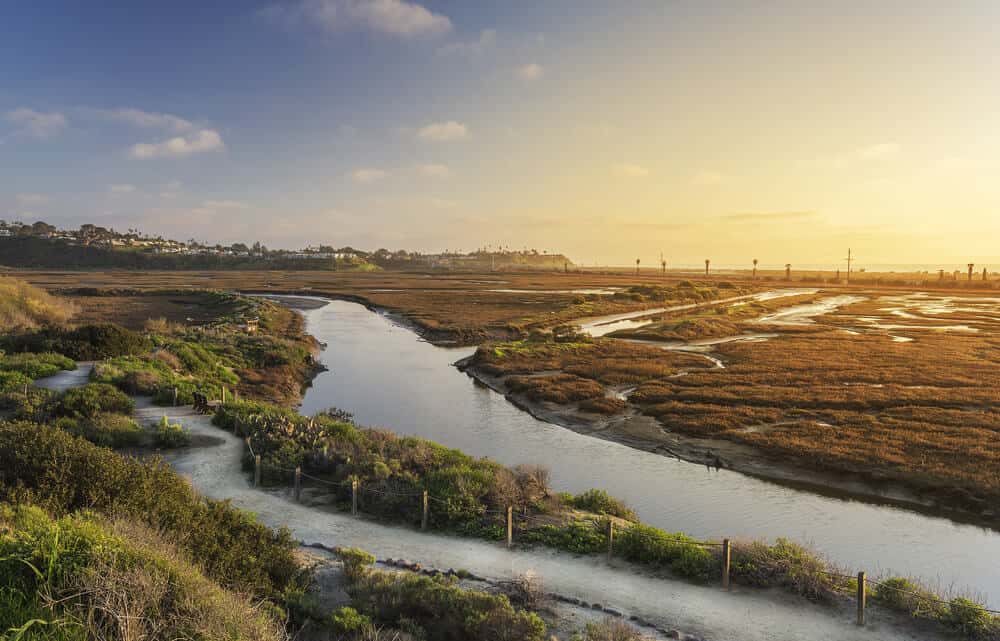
[{"x1": 138, "y1": 400, "x2": 937, "y2": 641}]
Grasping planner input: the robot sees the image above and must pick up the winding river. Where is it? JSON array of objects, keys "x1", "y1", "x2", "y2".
[{"x1": 295, "y1": 298, "x2": 1000, "y2": 607}]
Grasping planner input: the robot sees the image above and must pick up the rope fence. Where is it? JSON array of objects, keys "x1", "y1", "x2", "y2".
[{"x1": 239, "y1": 430, "x2": 1000, "y2": 627}]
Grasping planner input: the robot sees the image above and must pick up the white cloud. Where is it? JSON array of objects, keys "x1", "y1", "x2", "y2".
[
  {"x1": 95, "y1": 108, "x2": 194, "y2": 132},
  {"x1": 351, "y1": 168, "x2": 388, "y2": 183},
  {"x1": 438, "y1": 29, "x2": 496, "y2": 56},
  {"x1": 130, "y1": 129, "x2": 225, "y2": 159},
  {"x1": 203, "y1": 199, "x2": 248, "y2": 209},
  {"x1": 692, "y1": 171, "x2": 725, "y2": 186},
  {"x1": 5, "y1": 108, "x2": 67, "y2": 138},
  {"x1": 516, "y1": 63, "x2": 544, "y2": 81},
  {"x1": 416, "y1": 120, "x2": 467, "y2": 142},
  {"x1": 262, "y1": 0, "x2": 451, "y2": 38},
  {"x1": 612, "y1": 164, "x2": 650, "y2": 178},
  {"x1": 109, "y1": 184, "x2": 136, "y2": 194},
  {"x1": 16, "y1": 193, "x2": 48, "y2": 205},
  {"x1": 416, "y1": 163, "x2": 450, "y2": 178}
]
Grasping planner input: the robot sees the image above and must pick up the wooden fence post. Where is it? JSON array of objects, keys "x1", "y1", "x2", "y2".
[
  {"x1": 857, "y1": 571, "x2": 866, "y2": 626},
  {"x1": 722, "y1": 539, "x2": 731, "y2": 590},
  {"x1": 254, "y1": 455, "x2": 261, "y2": 488},
  {"x1": 607, "y1": 520, "x2": 614, "y2": 560},
  {"x1": 173, "y1": 386, "x2": 178, "y2": 407},
  {"x1": 506, "y1": 507, "x2": 513, "y2": 548},
  {"x1": 351, "y1": 479, "x2": 358, "y2": 516},
  {"x1": 421, "y1": 491, "x2": 429, "y2": 530},
  {"x1": 294, "y1": 467, "x2": 302, "y2": 502}
]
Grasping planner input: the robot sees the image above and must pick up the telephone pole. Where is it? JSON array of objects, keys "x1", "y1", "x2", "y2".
[
  {"x1": 661, "y1": 253, "x2": 666, "y2": 277},
  {"x1": 845, "y1": 248, "x2": 852, "y2": 284}
]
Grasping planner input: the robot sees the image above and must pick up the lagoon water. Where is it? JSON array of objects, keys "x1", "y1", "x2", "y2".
[{"x1": 298, "y1": 298, "x2": 1000, "y2": 607}]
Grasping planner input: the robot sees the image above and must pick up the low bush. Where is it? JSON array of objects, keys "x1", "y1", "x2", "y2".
[
  {"x1": 0, "y1": 351, "x2": 75, "y2": 379},
  {"x1": 52, "y1": 383, "x2": 134, "y2": 419},
  {"x1": 0, "y1": 422, "x2": 302, "y2": 600},
  {"x1": 154, "y1": 415, "x2": 191, "y2": 448},
  {"x1": 577, "y1": 618, "x2": 650, "y2": 641},
  {"x1": 56, "y1": 412, "x2": 144, "y2": 448},
  {"x1": 521, "y1": 520, "x2": 608, "y2": 554},
  {"x1": 4, "y1": 323, "x2": 150, "y2": 360},
  {"x1": 0, "y1": 369, "x2": 32, "y2": 394},
  {"x1": 614, "y1": 524, "x2": 716, "y2": 581},
  {"x1": 0, "y1": 504, "x2": 288, "y2": 641},
  {"x1": 339, "y1": 551, "x2": 547, "y2": 641},
  {"x1": 730, "y1": 538, "x2": 834, "y2": 600},
  {"x1": 873, "y1": 576, "x2": 947, "y2": 619},
  {"x1": 571, "y1": 489, "x2": 637, "y2": 520},
  {"x1": 330, "y1": 606, "x2": 373, "y2": 635},
  {"x1": 943, "y1": 598, "x2": 995, "y2": 637}
]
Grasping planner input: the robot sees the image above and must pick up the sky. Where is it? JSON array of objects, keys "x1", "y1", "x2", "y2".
[{"x1": 3, "y1": 0, "x2": 1000, "y2": 266}]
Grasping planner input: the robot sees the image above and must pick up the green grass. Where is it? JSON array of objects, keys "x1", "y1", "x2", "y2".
[{"x1": 0, "y1": 505, "x2": 288, "y2": 641}]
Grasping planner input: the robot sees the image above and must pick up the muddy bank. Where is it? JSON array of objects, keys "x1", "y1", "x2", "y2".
[{"x1": 456, "y1": 357, "x2": 998, "y2": 528}]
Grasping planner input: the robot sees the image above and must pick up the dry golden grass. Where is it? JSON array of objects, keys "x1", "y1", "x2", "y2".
[{"x1": 0, "y1": 276, "x2": 76, "y2": 330}]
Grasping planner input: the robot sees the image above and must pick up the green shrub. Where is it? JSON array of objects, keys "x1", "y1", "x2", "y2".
[
  {"x1": 345, "y1": 563, "x2": 547, "y2": 641},
  {"x1": 330, "y1": 606, "x2": 372, "y2": 634},
  {"x1": 52, "y1": 383, "x2": 134, "y2": 419},
  {"x1": 0, "y1": 422, "x2": 302, "y2": 600},
  {"x1": 615, "y1": 524, "x2": 716, "y2": 580},
  {"x1": 571, "y1": 489, "x2": 636, "y2": 520},
  {"x1": 154, "y1": 415, "x2": 191, "y2": 448},
  {"x1": 730, "y1": 538, "x2": 833, "y2": 600},
  {"x1": 336, "y1": 547, "x2": 376, "y2": 578},
  {"x1": 4, "y1": 323, "x2": 150, "y2": 360},
  {"x1": 580, "y1": 618, "x2": 646, "y2": 641},
  {"x1": 873, "y1": 576, "x2": 946, "y2": 618},
  {"x1": 522, "y1": 520, "x2": 608, "y2": 554},
  {"x1": 0, "y1": 351, "x2": 75, "y2": 379},
  {"x1": 58, "y1": 412, "x2": 144, "y2": 448},
  {"x1": 0, "y1": 505, "x2": 288, "y2": 641},
  {"x1": 943, "y1": 598, "x2": 994, "y2": 637},
  {"x1": 0, "y1": 369, "x2": 32, "y2": 393}
]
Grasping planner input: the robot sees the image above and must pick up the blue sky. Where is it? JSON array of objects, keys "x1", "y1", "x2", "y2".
[{"x1": 4, "y1": 1, "x2": 1000, "y2": 265}]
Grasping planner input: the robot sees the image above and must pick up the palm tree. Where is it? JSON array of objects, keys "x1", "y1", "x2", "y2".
[
  {"x1": 635, "y1": 258, "x2": 640, "y2": 276},
  {"x1": 968, "y1": 263, "x2": 975, "y2": 282},
  {"x1": 785, "y1": 264, "x2": 792, "y2": 280},
  {"x1": 752, "y1": 258, "x2": 758, "y2": 280},
  {"x1": 704, "y1": 259, "x2": 710, "y2": 276}
]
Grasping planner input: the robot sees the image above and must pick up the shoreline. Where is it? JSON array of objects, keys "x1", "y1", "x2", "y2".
[{"x1": 456, "y1": 357, "x2": 999, "y2": 531}]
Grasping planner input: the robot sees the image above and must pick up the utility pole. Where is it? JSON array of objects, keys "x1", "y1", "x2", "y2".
[
  {"x1": 704, "y1": 259, "x2": 710, "y2": 277},
  {"x1": 635, "y1": 258, "x2": 640, "y2": 276},
  {"x1": 968, "y1": 263, "x2": 975, "y2": 282},
  {"x1": 845, "y1": 248, "x2": 852, "y2": 284},
  {"x1": 661, "y1": 252, "x2": 666, "y2": 277},
  {"x1": 752, "y1": 258, "x2": 758, "y2": 281},
  {"x1": 785, "y1": 263, "x2": 792, "y2": 280}
]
